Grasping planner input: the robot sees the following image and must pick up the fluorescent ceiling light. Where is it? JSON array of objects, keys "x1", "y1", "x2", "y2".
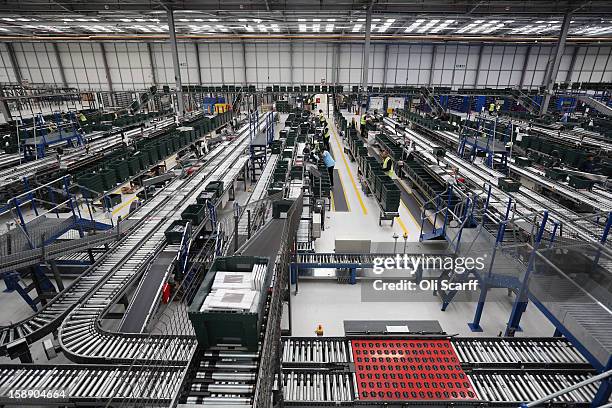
[
  {"x1": 327, "y1": 19, "x2": 336, "y2": 22},
  {"x1": 299, "y1": 24, "x2": 307, "y2": 32},
  {"x1": 120, "y1": 18, "x2": 131, "y2": 22},
  {"x1": 404, "y1": 19, "x2": 425, "y2": 33},
  {"x1": 469, "y1": 20, "x2": 498, "y2": 34},
  {"x1": 429, "y1": 19, "x2": 454, "y2": 33},
  {"x1": 372, "y1": 18, "x2": 380, "y2": 22},
  {"x1": 1, "y1": 18, "x2": 14, "y2": 22},
  {"x1": 209, "y1": 19, "x2": 219, "y2": 22},
  {"x1": 456, "y1": 19, "x2": 483, "y2": 33},
  {"x1": 194, "y1": 18, "x2": 203, "y2": 22},
  {"x1": 257, "y1": 24, "x2": 267, "y2": 32},
  {"x1": 271, "y1": 24, "x2": 279, "y2": 32},
  {"x1": 0, "y1": 27, "x2": 8, "y2": 31},
  {"x1": 239, "y1": 19, "x2": 247, "y2": 22},
  {"x1": 352, "y1": 23, "x2": 362, "y2": 32},
  {"x1": 378, "y1": 23, "x2": 392, "y2": 32},
  {"x1": 482, "y1": 23, "x2": 505, "y2": 34},
  {"x1": 313, "y1": 18, "x2": 320, "y2": 22},
  {"x1": 326, "y1": 23, "x2": 334, "y2": 32},
  {"x1": 357, "y1": 18, "x2": 365, "y2": 22},
  {"x1": 386, "y1": 18, "x2": 396, "y2": 23},
  {"x1": 298, "y1": 18, "x2": 306, "y2": 22},
  {"x1": 417, "y1": 19, "x2": 439, "y2": 33},
  {"x1": 312, "y1": 23, "x2": 320, "y2": 32},
  {"x1": 178, "y1": 19, "x2": 189, "y2": 22}
]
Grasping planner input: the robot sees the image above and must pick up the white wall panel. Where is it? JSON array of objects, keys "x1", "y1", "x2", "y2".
[{"x1": 3, "y1": 40, "x2": 610, "y2": 90}]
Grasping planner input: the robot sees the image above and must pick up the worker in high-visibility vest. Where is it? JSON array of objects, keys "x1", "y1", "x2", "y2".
[
  {"x1": 322, "y1": 125, "x2": 330, "y2": 151},
  {"x1": 318, "y1": 109, "x2": 326, "y2": 125},
  {"x1": 360, "y1": 113, "x2": 367, "y2": 132},
  {"x1": 79, "y1": 112, "x2": 87, "y2": 123},
  {"x1": 488, "y1": 103, "x2": 495, "y2": 115},
  {"x1": 381, "y1": 150, "x2": 395, "y2": 178}
]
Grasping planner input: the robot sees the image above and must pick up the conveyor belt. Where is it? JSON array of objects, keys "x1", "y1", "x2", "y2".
[
  {"x1": 0, "y1": 117, "x2": 175, "y2": 188},
  {"x1": 0, "y1": 364, "x2": 183, "y2": 405},
  {"x1": 281, "y1": 337, "x2": 589, "y2": 367},
  {"x1": 384, "y1": 118, "x2": 608, "y2": 247},
  {"x1": 0, "y1": 224, "x2": 135, "y2": 354},
  {"x1": 384, "y1": 118, "x2": 612, "y2": 369},
  {"x1": 280, "y1": 336, "x2": 599, "y2": 405},
  {"x1": 58, "y1": 112, "x2": 273, "y2": 364}
]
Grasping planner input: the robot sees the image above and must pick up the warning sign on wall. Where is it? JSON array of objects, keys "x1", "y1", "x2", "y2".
[{"x1": 316, "y1": 98, "x2": 320, "y2": 103}]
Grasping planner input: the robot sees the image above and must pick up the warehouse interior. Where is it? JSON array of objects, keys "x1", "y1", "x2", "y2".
[{"x1": 0, "y1": 0, "x2": 611, "y2": 406}]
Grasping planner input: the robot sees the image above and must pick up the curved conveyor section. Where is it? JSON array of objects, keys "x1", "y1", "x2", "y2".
[{"x1": 58, "y1": 113, "x2": 273, "y2": 364}]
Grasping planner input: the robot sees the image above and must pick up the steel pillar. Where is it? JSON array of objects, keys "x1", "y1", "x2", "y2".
[
  {"x1": 566, "y1": 45, "x2": 579, "y2": 83},
  {"x1": 361, "y1": 3, "x2": 372, "y2": 93},
  {"x1": 6, "y1": 43, "x2": 22, "y2": 84},
  {"x1": 474, "y1": 45, "x2": 484, "y2": 86},
  {"x1": 167, "y1": 8, "x2": 184, "y2": 116},
  {"x1": 52, "y1": 43, "x2": 68, "y2": 87},
  {"x1": 146, "y1": 42, "x2": 157, "y2": 85},
  {"x1": 519, "y1": 45, "x2": 532, "y2": 88},
  {"x1": 540, "y1": 12, "x2": 571, "y2": 115},
  {"x1": 381, "y1": 44, "x2": 389, "y2": 87},
  {"x1": 99, "y1": 43, "x2": 115, "y2": 106}
]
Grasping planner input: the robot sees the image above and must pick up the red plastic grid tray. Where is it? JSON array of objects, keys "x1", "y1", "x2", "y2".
[{"x1": 351, "y1": 339, "x2": 477, "y2": 401}]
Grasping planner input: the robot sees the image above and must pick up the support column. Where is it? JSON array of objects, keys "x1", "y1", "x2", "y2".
[
  {"x1": 428, "y1": 45, "x2": 437, "y2": 87},
  {"x1": 194, "y1": 42, "x2": 202, "y2": 85},
  {"x1": 6, "y1": 43, "x2": 22, "y2": 84},
  {"x1": 361, "y1": 4, "x2": 372, "y2": 93},
  {"x1": 474, "y1": 45, "x2": 484, "y2": 86},
  {"x1": 519, "y1": 45, "x2": 532, "y2": 88},
  {"x1": 99, "y1": 43, "x2": 115, "y2": 105},
  {"x1": 540, "y1": 12, "x2": 571, "y2": 115},
  {"x1": 565, "y1": 45, "x2": 579, "y2": 82},
  {"x1": 146, "y1": 42, "x2": 157, "y2": 85},
  {"x1": 52, "y1": 43, "x2": 68, "y2": 87},
  {"x1": 242, "y1": 41, "x2": 248, "y2": 86},
  {"x1": 167, "y1": 8, "x2": 184, "y2": 116},
  {"x1": 381, "y1": 44, "x2": 389, "y2": 87},
  {"x1": 289, "y1": 41, "x2": 294, "y2": 86}
]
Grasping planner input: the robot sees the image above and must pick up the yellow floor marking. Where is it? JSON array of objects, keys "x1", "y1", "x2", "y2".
[
  {"x1": 112, "y1": 195, "x2": 137, "y2": 215},
  {"x1": 330, "y1": 120, "x2": 367, "y2": 215}
]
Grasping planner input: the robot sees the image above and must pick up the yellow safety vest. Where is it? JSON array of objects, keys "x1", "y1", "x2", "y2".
[
  {"x1": 488, "y1": 103, "x2": 495, "y2": 112},
  {"x1": 79, "y1": 113, "x2": 87, "y2": 122},
  {"x1": 383, "y1": 157, "x2": 395, "y2": 177},
  {"x1": 323, "y1": 129, "x2": 330, "y2": 139},
  {"x1": 360, "y1": 115, "x2": 366, "y2": 125}
]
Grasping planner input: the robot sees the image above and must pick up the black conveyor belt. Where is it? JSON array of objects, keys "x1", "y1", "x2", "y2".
[
  {"x1": 332, "y1": 169, "x2": 349, "y2": 212},
  {"x1": 119, "y1": 250, "x2": 177, "y2": 333}
]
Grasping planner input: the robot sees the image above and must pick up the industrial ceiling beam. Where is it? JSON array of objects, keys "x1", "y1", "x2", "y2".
[
  {"x1": 540, "y1": 12, "x2": 571, "y2": 115},
  {"x1": 5, "y1": 43, "x2": 22, "y2": 84},
  {"x1": 1, "y1": 1, "x2": 611, "y2": 14}
]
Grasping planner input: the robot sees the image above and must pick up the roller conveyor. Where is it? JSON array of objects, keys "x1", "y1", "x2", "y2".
[
  {"x1": 0, "y1": 116, "x2": 175, "y2": 188},
  {"x1": 0, "y1": 364, "x2": 184, "y2": 404},
  {"x1": 58, "y1": 112, "x2": 273, "y2": 364},
  {"x1": 280, "y1": 337, "x2": 600, "y2": 406},
  {"x1": 383, "y1": 118, "x2": 612, "y2": 369},
  {"x1": 384, "y1": 118, "x2": 608, "y2": 247},
  {"x1": 281, "y1": 337, "x2": 589, "y2": 367}
]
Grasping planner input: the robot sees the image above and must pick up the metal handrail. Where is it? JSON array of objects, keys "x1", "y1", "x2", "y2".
[{"x1": 519, "y1": 369, "x2": 612, "y2": 407}]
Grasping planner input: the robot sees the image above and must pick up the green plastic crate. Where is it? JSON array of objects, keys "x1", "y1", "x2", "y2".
[
  {"x1": 99, "y1": 169, "x2": 117, "y2": 190},
  {"x1": 188, "y1": 256, "x2": 270, "y2": 351},
  {"x1": 181, "y1": 203, "x2": 207, "y2": 225}
]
